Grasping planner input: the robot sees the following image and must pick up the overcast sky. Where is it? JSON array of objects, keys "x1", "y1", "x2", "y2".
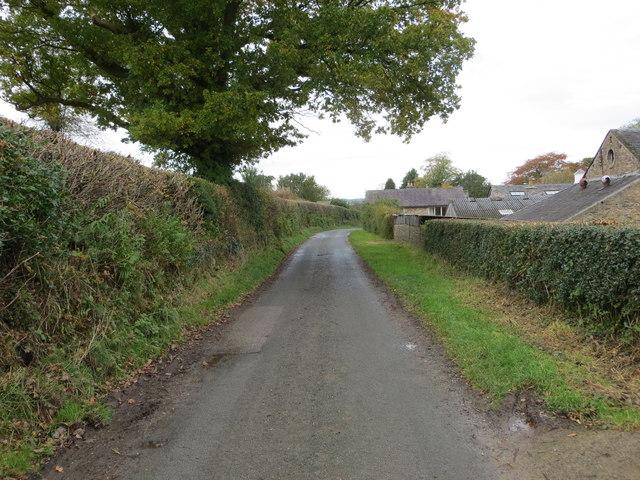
[
  {"x1": 259, "y1": 0, "x2": 640, "y2": 198},
  {"x1": 2, "y1": 0, "x2": 639, "y2": 199}
]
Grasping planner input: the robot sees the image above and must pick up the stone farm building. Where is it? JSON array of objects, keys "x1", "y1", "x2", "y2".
[
  {"x1": 502, "y1": 173, "x2": 640, "y2": 223},
  {"x1": 364, "y1": 187, "x2": 467, "y2": 216},
  {"x1": 587, "y1": 129, "x2": 640, "y2": 180},
  {"x1": 504, "y1": 128, "x2": 640, "y2": 224}
]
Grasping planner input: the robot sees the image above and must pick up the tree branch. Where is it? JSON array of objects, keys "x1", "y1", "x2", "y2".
[
  {"x1": 91, "y1": 16, "x2": 138, "y2": 35},
  {"x1": 213, "y1": 0, "x2": 242, "y2": 89},
  {"x1": 24, "y1": 96, "x2": 129, "y2": 129},
  {"x1": 29, "y1": 1, "x2": 130, "y2": 79}
]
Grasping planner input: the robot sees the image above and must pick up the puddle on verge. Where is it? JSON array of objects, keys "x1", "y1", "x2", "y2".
[{"x1": 509, "y1": 416, "x2": 533, "y2": 433}]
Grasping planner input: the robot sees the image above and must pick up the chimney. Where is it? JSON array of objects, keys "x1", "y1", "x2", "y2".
[{"x1": 574, "y1": 168, "x2": 586, "y2": 184}]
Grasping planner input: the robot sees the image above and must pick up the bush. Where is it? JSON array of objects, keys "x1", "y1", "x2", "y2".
[
  {"x1": 0, "y1": 124, "x2": 68, "y2": 263},
  {"x1": 330, "y1": 198, "x2": 350, "y2": 209},
  {"x1": 361, "y1": 199, "x2": 399, "y2": 239},
  {"x1": 422, "y1": 220, "x2": 640, "y2": 337}
]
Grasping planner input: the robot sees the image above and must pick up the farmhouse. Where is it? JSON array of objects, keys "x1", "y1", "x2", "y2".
[
  {"x1": 364, "y1": 187, "x2": 467, "y2": 216},
  {"x1": 587, "y1": 129, "x2": 640, "y2": 179}
]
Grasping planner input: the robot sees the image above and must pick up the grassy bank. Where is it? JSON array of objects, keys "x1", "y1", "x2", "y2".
[{"x1": 350, "y1": 230, "x2": 640, "y2": 428}]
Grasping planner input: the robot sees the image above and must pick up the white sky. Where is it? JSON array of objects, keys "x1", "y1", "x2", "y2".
[
  {"x1": 2, "y1": 0, "x2": 640, "y2": 199},
  {"x1": 259, "y1": 0, "x2": 640, "y2": 198}
]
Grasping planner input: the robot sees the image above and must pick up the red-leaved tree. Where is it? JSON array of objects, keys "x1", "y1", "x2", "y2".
[{"x1": 506, "y1": 152, "x2": 580, "y2": 185}]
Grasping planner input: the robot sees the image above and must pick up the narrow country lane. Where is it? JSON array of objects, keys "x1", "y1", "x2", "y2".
[{"x1": 42, "y1": 229, "x2": 502, "y2": 479}]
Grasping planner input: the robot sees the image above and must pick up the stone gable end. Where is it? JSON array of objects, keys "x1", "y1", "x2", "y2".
[
  {"x1": 587, "y1": 130, "x2": 640, "y2": 179},
  {"x1": 573, "y1": 179, "x2": 640, "y2": 224}
]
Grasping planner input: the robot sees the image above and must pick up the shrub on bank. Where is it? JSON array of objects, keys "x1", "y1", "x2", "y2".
[
  {"x1": 361, "y1": 198, "x2": 399, "y2": 239},
  {"x1": 422, "y1": 219, "x2": 640, "y2": 338}
]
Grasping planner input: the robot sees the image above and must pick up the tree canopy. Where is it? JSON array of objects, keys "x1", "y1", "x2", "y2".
[
  {"x1": 420, "y1": 153, "x2": 461, "y2": 188},
  {"x1": 401, "y1": 154, "x2": 490, "y2": 196},
  {"x1": 622, "y1": 118, "x2": 640, "y2": 129},
  {"x1": 240, "y1": 166, "x2": 274, "y2": 190},
  {"x1": 400, "y1": 168, "x2": 419, "y2": 188},
  {"x1": 0, "y1": 0, "x2": 474, "y2": 182},
  {"x1": 455, "y1": 170, "x2": 490, "y2": 197},
  {"x1": 384, "y1": 178, "x2": 396, "y2": 190},
  {"x1": 506, "y1": 152, "x2": 580, "y2": 185},
  {"x1": 277, "y1": 173, "x2": 330, "y2": 202}
]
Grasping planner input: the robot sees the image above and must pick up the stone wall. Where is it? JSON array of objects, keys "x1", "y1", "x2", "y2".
[
  {"x1": 393, "y1": 224, "x2": 425, "y2": 247},
  {"x1": 588, "y1": 131, "x2": 640, "y2": 179},
  {"x1": 574, "y1": 180, "x2": 640, "y2": 224}
]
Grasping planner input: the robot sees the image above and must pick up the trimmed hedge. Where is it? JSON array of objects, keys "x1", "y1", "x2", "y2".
[
  {"x1": 361, "y1": 198, "x2": 399, "y2": 239},
  {"x1": 422, "y1": 220, "x2": 640, "y2": 337},
  {"x1": 0, "y1": 118, "x2": 358, "y2": 348}
]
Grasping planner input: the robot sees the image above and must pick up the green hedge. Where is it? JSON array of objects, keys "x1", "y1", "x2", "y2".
[
  {"x1": 360, "y1": 198, "x2": 399, "y2": 239},
  {"x1": 0, "y1": 119, "x2": 358, "y2": 350},
  {"x1": 0, "y1": 123, "x2": 68, "y2": 264},
  {"x1": 422, "y1": 220, "x2": 640, "y2": 337}
]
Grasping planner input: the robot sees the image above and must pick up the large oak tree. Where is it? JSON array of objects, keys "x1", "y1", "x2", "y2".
[{"x1": 0, "y1": 0, "x2": 474, "y2": 182}]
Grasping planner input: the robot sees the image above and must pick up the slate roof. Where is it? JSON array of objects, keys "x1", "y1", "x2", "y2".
[
  {"x1": 364, "y1": 187, "x2": 467, "y2": 207},
  {"x1": 613, "y1": 129, "x2": 640, "y2": 158},
  {"x1": 489, "y1": 183, "x2": 572, "y2": 199},
  {"x1": 502, "y1": 173, "x2": 640, "y2": 222},
  {"x1": 446, "y1": 197, "x2": 545, "y2": 219}
]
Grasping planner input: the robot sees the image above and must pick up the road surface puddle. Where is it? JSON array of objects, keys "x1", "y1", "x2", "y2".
[{"x1": 205, "y1": 354, "x2": 231, "y2": 368}]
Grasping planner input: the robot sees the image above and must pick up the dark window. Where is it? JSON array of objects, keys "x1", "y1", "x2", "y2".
[{"x1": 607, "y1": 149, "x2": 615, "y2": 166}]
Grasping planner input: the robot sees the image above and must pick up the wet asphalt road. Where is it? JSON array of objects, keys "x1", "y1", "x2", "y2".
[{"x1": 111, "y1": 229, "x2": 497, "y2": 479}]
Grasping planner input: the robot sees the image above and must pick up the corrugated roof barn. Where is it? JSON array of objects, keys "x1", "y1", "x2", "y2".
[
  {"x1": 489, "y1": 183, "x2": 572, "y2": 200},
  {"x1": 446, "y1": 197, "x2": 545, "y2": 219},
  {"x1": 502, "y1": 173, "x2": 640, "y2": 222},
  {"x1": 365, "y1": 187, "x2": 467, "y2": 207}
]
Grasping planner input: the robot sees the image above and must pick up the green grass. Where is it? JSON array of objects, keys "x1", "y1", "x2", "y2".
[
  {"x1": 350, "y1": 230, "x2": 640, "y2": 425},
  {"x1": 178, "y1": 227, "x2": 334, "y2": 326}
]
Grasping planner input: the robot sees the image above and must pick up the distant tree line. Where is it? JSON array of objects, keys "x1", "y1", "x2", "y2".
[
  {"x1": 240, "y1": 167, "x2": 332, "y2": 203},
  {"x1": 385, "y1": 154, "x2": 491, "y2": 198}
]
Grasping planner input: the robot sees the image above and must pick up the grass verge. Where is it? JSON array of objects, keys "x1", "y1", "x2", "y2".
[
  {"x1": 177, "y1": 227, "x2": 333, "y2": 328},
  {"x1": 0, "y1": 226, "x2": 338, "y2": 479},
  {"x1": 350, "y1": 230, "x2": 640, "y2": 428}
]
